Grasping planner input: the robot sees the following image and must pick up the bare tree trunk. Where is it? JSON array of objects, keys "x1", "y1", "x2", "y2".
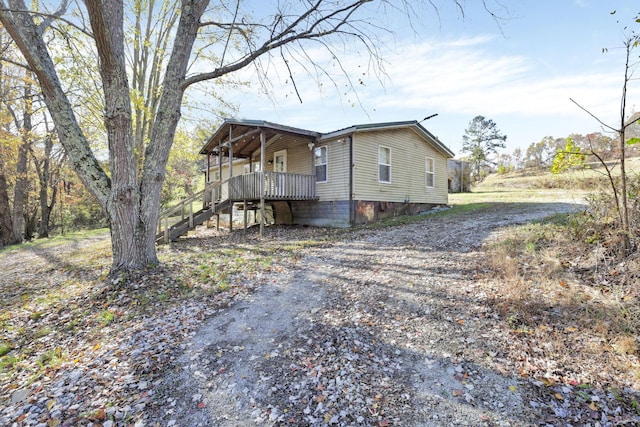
[
  {"x1": 24, "y1": 203, "x2": 37, "y2": 240},
  {"x1": 0, "y1": 166, "x2": 14, "y2": 247},
  {"x1": 11, "y1": 83, "x2": 33, "y2": 243},
  {"x1": 34, "y1": 135, "x2": 59, "y2": 238},
  {"x1": 618, "y1": 40, "x2": 631, "y2": 253},
  {"x1": 85, "y1": 0, "x2": 144, "y2": 273},
  {"x1": 138, "y1": 0, "x2": 209, "y2": 264},
  {"x1": 39, "y1": 195, "x2": 53, "y2": 238}
]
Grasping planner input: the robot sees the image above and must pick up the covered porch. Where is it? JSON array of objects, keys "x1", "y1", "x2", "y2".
[{"x1": 200, "y1": 119, "x2": 321, "y2": 235}]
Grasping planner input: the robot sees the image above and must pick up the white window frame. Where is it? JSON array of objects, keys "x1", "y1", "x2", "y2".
[
  {"x1": 378, "y1": 146, "x2": 391, "y2": 183},
  {"x1": 425, "y1": 157, "x2": 435, "y2": 188},
  {"x1": 315, "y1": 145, "x2": 328, "y2": 183},
  {"x1": 273, "y1": 149, "x2": 287, "y2": 172}
]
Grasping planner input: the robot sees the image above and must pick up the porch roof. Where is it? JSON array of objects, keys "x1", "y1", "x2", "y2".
[{"x1": 199, "y1": 118, "x2": 320, "y2": 158}]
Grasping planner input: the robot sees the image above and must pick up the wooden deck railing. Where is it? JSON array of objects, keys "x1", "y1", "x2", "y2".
[
  {"x1": 157, "y1": 179, "x2": 223, "y2": 241},
  {"x1": 228, "y1": 172, "x2": 316, "y2": 201},
  {"x1": 157, "y1": 172, "x2": 316, "y2": 242}
]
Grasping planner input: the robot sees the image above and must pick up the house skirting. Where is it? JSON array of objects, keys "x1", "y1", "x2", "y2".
[
  {"x1": 289, "y1": 200, "x2": 442, "y2": 227},
  {"x1": 290, "y1": 200, "x2": 351, "y2": 227},
  {"x1": 353, "y1": 200, "x2": 440, "y2": 224}
]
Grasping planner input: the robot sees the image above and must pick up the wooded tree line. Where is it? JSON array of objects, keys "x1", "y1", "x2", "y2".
[
  {"x1": 461, "y1": 111, "x2": 640, "y2": 181},
  {"x1": 0, "y1": 35, "x2": 204, "y2": 247},
  {"x1": 0, "y1": 31, "x2": 72, "y2": 247},
  {"x1": 492, "y1": 124, "x2": 640, "y2": 172}
]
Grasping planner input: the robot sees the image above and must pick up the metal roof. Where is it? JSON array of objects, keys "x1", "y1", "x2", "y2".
[
  {"x1": 200, "y1": 118, "x2": 454, "y2": 158},
  {"x1": 319, "y1": 120, "x2": 454, "y2": 158}
]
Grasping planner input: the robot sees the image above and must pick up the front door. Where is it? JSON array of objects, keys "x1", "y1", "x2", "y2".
[
  {"x1": 272, "y1": 149, "x2": 287, "y2": 196},
  {"x1": 273, "y1": 149, "x2": 287, "y2": 172}
]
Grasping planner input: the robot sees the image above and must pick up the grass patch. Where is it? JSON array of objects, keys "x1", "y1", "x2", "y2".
[
  {"x1": 0, "y1": 354, "x2": 21, "y2": 371},
  {"x1": 0, "y1": 228, "x2": 109, "y2": 256},
  {"x1": 483, "y1": 212, "x2": 640, "y2": 388},
  {"x1": 33, "y1": 327, "x2": 52, "y2": 339},
  {"x1": 98, "y1": 310, "x2": 116, "y2": 326},
  {"x1": 0, "y1": 342, "x2": 11, "y2": 357}
]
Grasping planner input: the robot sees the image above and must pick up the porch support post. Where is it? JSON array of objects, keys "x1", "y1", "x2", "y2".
[
  {"x1": 228, "y1": 127, "x2": 233, "y2": 231},
  {"x1": 217, "y1": 140, "x2": 222, "y2": 184},
  {"x1": 259, "y1": 129, "x2": 266, "y2": 238},
  {"x1": 228, "y1": 126, "x2": 233, "y2": 178},
  {"x1": 243, "y1": 200, "x2": 248, "y2": 232}
]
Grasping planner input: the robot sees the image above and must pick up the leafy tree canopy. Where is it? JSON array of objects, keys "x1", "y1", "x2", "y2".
[{"x1": 461, "y1": 115, "x2": 507, "y2": 180}]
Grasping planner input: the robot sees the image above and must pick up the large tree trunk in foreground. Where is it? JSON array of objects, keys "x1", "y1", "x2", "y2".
[
  {"x1": 85, "y1": 0, "x2": 143, "y2": 272},
  {"x1": 137, "y1": 0, "x2": 208, "y2": 264}
]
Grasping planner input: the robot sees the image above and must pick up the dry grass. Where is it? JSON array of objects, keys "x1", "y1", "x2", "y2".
[
  {"x1": 457, "y1": 166, "x2": 640, "y2": 392},
  {"x1": 483, "y1": 218, "x2": 640, "y2": 388},
  {"x1": 453, "y1": 156, "x2": 640, "y2": 206}
]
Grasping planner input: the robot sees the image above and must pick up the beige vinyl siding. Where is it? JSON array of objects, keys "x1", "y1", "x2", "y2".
[
  {"x1": 316, "y1": 137, "x2": 350, "y2": 201},
  {"x1": 352, "y1": 128, "x2": 448, "y2": 204},
  {"x1": 206, "y1": 135, "x2": 314, "y2": 179},
  {"x1": 206, "y1": 160, "x2": 248, "y2": 200},
  {"x1": 207, "y1": 160, "x2": 248, "y2": 182},
  {"x1": 254, "y1": 134, "x2": 313, "y2": 175}
]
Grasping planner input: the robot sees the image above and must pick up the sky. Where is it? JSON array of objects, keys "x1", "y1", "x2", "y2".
[{"x1": 215, "y1": 1, "x2": 639, "y2": 158}]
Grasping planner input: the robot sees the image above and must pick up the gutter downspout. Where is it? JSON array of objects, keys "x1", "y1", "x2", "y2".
[{"x1": 349, "y1": 135, "x2": 354, "y2": 225}]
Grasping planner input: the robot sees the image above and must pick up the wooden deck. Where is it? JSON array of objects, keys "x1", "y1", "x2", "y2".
[
  {"x1": 157, "y1": 172, "x2": 317, "y2": 242},
  {"x1": 205, "y1": 172, "x2": 317, "y2": 206},
  {"x1": 228, "y1": 171, "x2": 317, "y2": 201}
]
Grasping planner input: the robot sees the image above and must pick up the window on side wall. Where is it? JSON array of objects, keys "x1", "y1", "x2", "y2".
[
  {"x1": 379, "y1": 146, "x2": 391, "y2": 183},
  {"x1": 425, "y1": 157, "x2": 435, "y2": 188},
  {"x1": 315, "y1": 146, "x2": 327, "y2": 182}
]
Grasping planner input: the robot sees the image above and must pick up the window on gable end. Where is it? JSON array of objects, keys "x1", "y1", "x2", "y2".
[
  {"x1": 379, "y1": 146, "x2": 391, "y2": 183},
  {"x1": 426, "y1": 157, "x2": 435, "y2": 188}
]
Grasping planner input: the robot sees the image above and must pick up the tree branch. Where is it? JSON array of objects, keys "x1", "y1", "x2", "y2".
[
  {"x1": 569, "y1": 98, "x2": 617, "y2": 133},
  {"x1": 181, "y1": 0, "x2": 374, "y2": 89},
  {"x1": 0, "y1": 2, "x2": 93, "y2": 37}
]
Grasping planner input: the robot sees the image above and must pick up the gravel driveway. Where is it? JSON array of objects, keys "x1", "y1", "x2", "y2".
[{"x1": 151, "y1": 201, "x2": 582, "y2": 426}]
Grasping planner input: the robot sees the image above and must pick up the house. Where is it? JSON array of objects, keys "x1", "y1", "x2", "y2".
[{"x1": 157, "y1": 119, "x2": 454, "y2": 241}]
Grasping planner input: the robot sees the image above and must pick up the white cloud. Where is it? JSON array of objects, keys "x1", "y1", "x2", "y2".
[
  {"x1": 214, "y1": 33, "x2": 629, "y2": 150},
  {"x1": 363, "y1": 37, "x2": 623, "y2": 121}
]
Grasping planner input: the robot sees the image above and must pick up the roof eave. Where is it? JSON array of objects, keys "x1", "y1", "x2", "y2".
[
  {"x1": 319, "y1": 120, "x2": 454, "y2": 158},
  {"x1": 199, "y1": 118, "x2": 320, "y2": 154},
  {"x1": 413, "y1": 122, "x2": 455, "y2": 158}
]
